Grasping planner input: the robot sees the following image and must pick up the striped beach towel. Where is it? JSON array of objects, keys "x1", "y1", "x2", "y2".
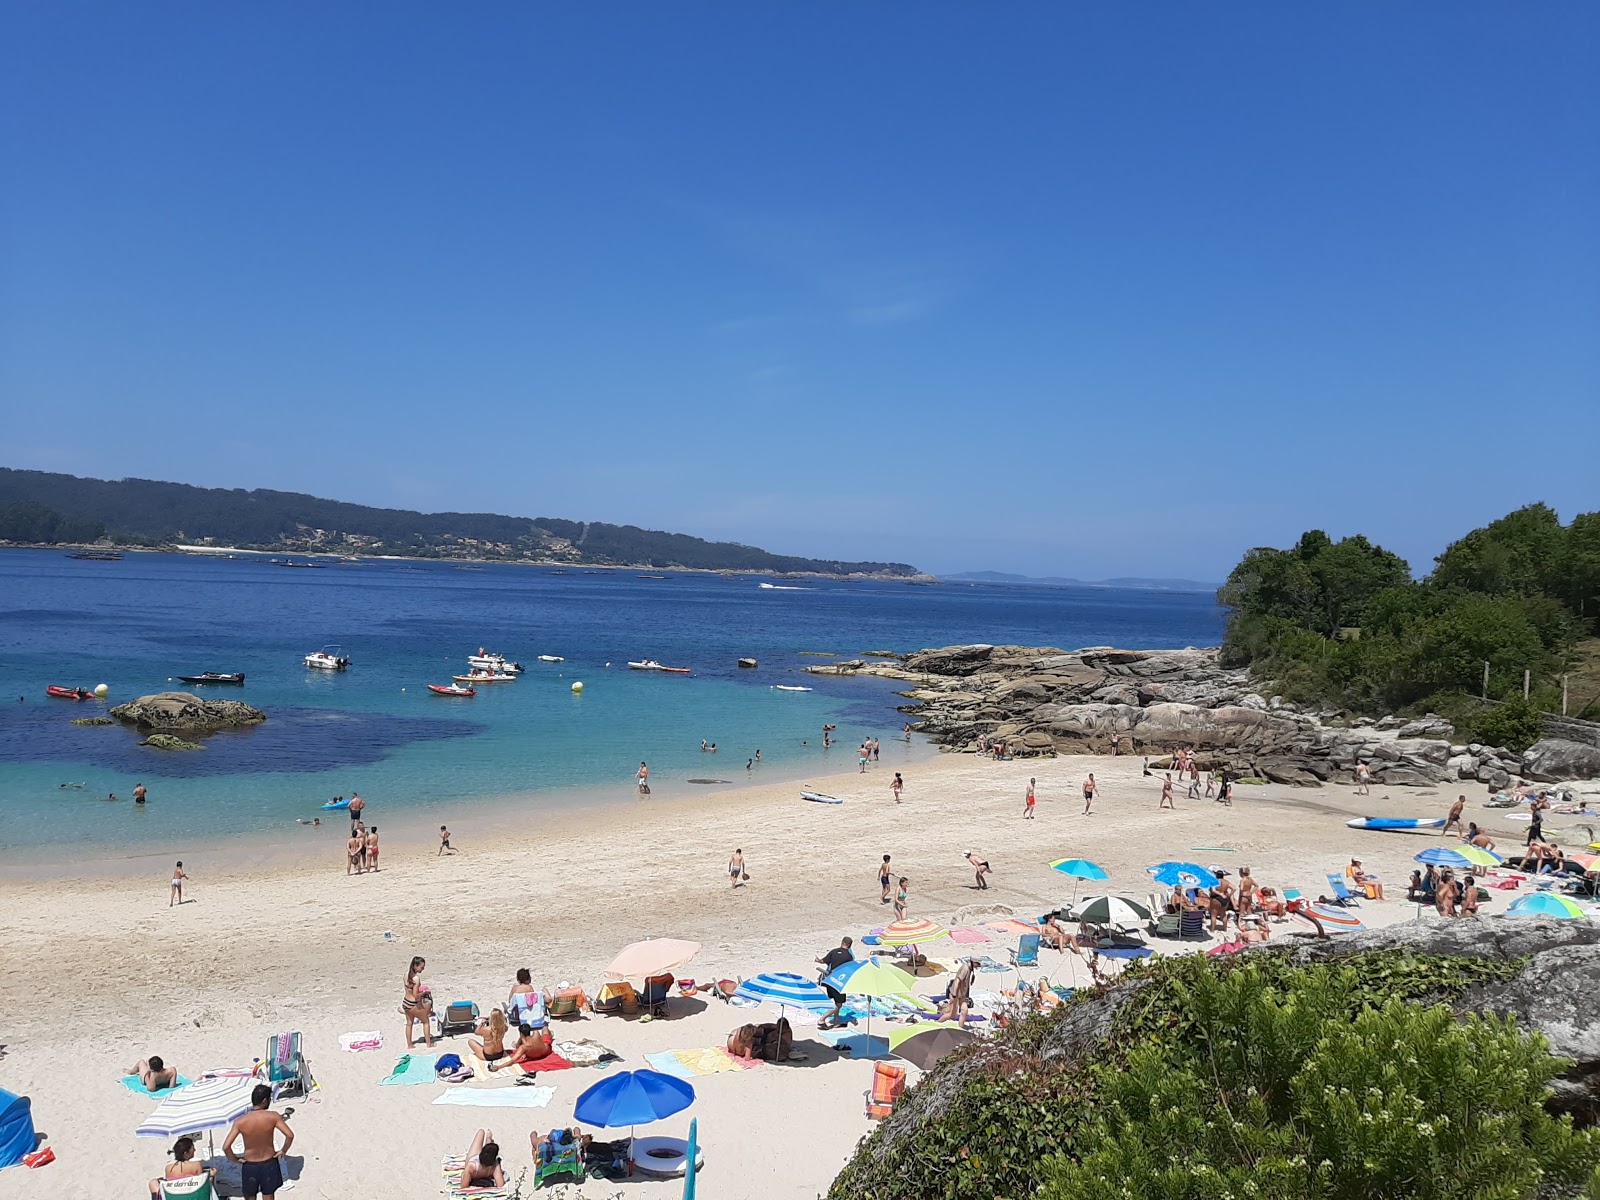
[{"x1": 441, "y1": 1154, "x2": 513, "y2": 1198}]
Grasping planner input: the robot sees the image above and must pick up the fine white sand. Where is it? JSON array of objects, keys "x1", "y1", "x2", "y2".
[{"x1": 0, "y1": 751, "x2": 1509, "y2": 1198}]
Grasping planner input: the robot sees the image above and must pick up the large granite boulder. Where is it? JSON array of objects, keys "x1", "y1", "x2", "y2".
[
  {"x1": 110, "y1": 691, "x2": 266, "y2": 732},
  {"x1": 1522, "y1": 738, "x2": 1600, "y2": 783}
]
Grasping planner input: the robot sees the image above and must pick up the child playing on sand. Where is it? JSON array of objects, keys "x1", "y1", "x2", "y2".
[
  {"x1": 169, "y1": 862, "x2": 187, "y2": 906},
  {"x1": 439, "y1": 825, "x2": 455, "y2": 855}
]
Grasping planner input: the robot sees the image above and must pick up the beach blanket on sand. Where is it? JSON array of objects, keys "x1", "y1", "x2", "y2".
[
  {"x1": 985, "y1": 919, "x2": 1041, "y2": 935},
  {"x1": 644, "y1": 1048, "x2": 760, "y2": 1080},
  {"x1": 949, "y1": 926, "x2": 990, "y2": 944},
  {"x1": 433, "y1": 1086, "x2": 555, "y2": 1109},
  {"x1": 514, "y1": 1051, "x2": 574, "y2": 1074},
  {"x1": 120, "y1": 1074, "x2": 192, "y2": 1098},
  {"x1": 554, "y1": 1039, "x2": 622, "y2": 1067},
  {"x1": 441, "y1": 1154, "x2": 514, "y2": 1198},
  {"x1": 339, "y1": 1031, "x2": 384, "y2": 1052},
  {"x1": 379, "y1": 1053, "x2": 440, "y2": 1085}
]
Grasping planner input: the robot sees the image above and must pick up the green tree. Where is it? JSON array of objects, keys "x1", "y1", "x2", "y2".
[
  {"x1": 1218, "y1": 531, "x2": 1410, "y2": 643},
  {"x1": 1564, "y1": 511, "x2": 1600, "y2": 631},
  {"x1": 1431, "y1": 503, "x2": 1568, "y2": 600}
]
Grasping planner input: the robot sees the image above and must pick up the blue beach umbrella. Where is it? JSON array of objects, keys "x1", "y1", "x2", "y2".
[
  {"x1": 732, "y1": 972, "x2": 833, "y2": 1014},
  {"x1": 1148, "y1": 861, "x2": 1220, "y2": 889},
  {"x1": 1050, "y1": 857, "x2": 1108, "y2": 901},
  {"x1": 1415, "y1": 845, "x2": 1501, "y2": 869},
  {"x1": 1507, "y1": 892, "x2": 1588, "y2": 919},
  {"x1": 574, "y1": 1070, "x2": 695, "y2": 1130}
]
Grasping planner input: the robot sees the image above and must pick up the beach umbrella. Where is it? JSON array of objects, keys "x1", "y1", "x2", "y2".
[
  {"x1": 135, "y1": 1077, "x2": 255, "y2": 1139},
  {"x1": 1414, "y1": 846, "x2": 1500, "y2": 869},
  {"x1": 1566, "y1": 853, "x2": 1600, "y2": 871},
  {"x1": 605, "y1": 938, "x2": 701, "y2": 980},
  {"x1": 574, "y1": 1069, "x2": 695, "y2": 1129},
  {"x1": 1148, "y1": 861, "x2": 1220, "y2": 889},
  {"x1": 681, "y1": 1117, "x2": 698, "y2": 1200},
  {"x1": 1292, "y1": 905, "x2": 1366, "y2": 936},
  {"x1": 1050, "y1": 857, "x2": 1108, "y2": 901},
  {"x1": 820, "y1": 959, "x2": 919, "y2": 1043},
  {"x1": 888, "y1": 1024, "x2": 976, "y2": 1070},
  {"x1": 1073, "y1": 895, "x2": 1152, "y2": 928},
  {"x1": 1507, "y1": 893, "x2": 1588, "y2": 919},
  {"x1": 876, "y1": 918, "x2": 948, "y2": 946},
  {"x1": 731, "y1": 972, "x2": 833, "y2": 1015}
]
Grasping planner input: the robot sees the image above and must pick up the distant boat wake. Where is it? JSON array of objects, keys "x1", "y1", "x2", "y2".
[{"x1": 758, "y1": 583, "x2": 812, "y2": 591}]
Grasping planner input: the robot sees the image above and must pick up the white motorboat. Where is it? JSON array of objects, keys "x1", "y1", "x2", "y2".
[
  {"x1": 536, "y1": 655, "x2": 564, "y2": 663},
  {"x1": 628, "y1": 660, "x2": 692, "y2": 674},
  {"x1": 772, "y1": 685, "x2": 813, "y2": 692},
  {"x1": 453, "y1": 671, "x2": 516, "y2": 683},
  {"x1": 305, "y1": 645, "x2": 350, "y2": 671},
  {"x1": 468, "y1": 653, "x2": 523, "y2": 673}
]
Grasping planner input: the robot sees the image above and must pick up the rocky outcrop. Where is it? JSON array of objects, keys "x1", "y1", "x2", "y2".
[
  {"x1": 1522, "y1": 739, "x2": 1600, "y2": 783},
  {"x1": 110, "y1": 691, "x2": 266, "y2": 733},
  {"x1": 139, "y1": 733, "x2": 203, "y2": 750}
]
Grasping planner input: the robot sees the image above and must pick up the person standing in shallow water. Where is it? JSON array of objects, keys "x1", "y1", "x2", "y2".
[{"x1": 133, "y1": 781, "x2": 147, "y2": 805}]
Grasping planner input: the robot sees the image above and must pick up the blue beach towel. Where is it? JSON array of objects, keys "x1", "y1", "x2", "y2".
[
  {"x1": 379, "y1": 1053, "x2": 441, "y2": 1085},
  {"x1": 120, "y1": 1074, "x2": 192, "y2": 1098}
]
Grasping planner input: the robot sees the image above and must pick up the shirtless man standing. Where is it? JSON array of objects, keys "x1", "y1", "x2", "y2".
[
  {"x1": 728, "y1": 848, "x2": 745, "y2": 888},
  {"x1": 1355, "y1": 761, "x2": 1372, "y2": 796},
  {"x1": 965, "y1": 850, "x2": 992, "y2": 890},
  {"x1": 222, "y1": 1084, "x2": 294, "y2": 1200},
  {"x1": 636, "y1": 762, "x2": 650, "y2": 794},
  {"x1": 879, "y1": 854, "x2": 893, "y2": 904},
  {"x1": 1442, "y1": 794, "x2": 1466, "y2": 837},
  {"x1": 1082, "y1": 773, "x2": 1098, "y2": 815},
  {"x1": 347, "y1": 792, "x2": 365, "y2": 827}
]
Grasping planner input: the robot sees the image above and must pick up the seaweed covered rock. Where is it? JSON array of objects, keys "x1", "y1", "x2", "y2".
[
  {"x1": 139, "y1": 733, "x2": 203, "y2": 750},
  {"x1": 71, "y1": 715, "x2": 116, "y2": 726},
  {"x1": 110, "y1": 691, "x2": 265, "y2": 733}
]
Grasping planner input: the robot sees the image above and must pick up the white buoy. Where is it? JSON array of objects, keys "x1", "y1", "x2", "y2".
[
  {"x1": 571, "y1": 681, "x2": 583, "y2": 693},
  {"x1": 94, "y1": 683, "x2": 109, "y2": 697},
  {"x1": 401, "y1": 687, "x2": 406, "y2": 692}
]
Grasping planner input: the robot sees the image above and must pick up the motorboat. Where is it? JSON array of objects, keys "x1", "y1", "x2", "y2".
[
  {"x1": 428, "y1": 683, "x2": 476, "y2": 697},
  {"x1": 177, "y1": 672, "x2": 246, "y2": 686},
  {"x1": 628, "y1": 660, "x2": 692, "y2": 674},
  {"x1": 304, "y1": 646, "x2": 350, "y2": 671},
  {"x1": 468, "y1": 653, "x2": 523, "y2": 673},
  {"x1": 46, "y1": 685, "x2": 95, "y2": 700},
  {"x1": 536, "y1": 655, "x2": 564, "y2": 663},
  {"x1": 772, "y1": 685, "x2": 813, "y2": 692},
  {"x1": 453, "y1": 671, "x2": 516, "y2": 683}
]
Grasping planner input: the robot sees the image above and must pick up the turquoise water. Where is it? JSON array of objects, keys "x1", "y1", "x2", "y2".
[{"x1": 0, "y1": 549, "x2": 1225, "y2": 856}]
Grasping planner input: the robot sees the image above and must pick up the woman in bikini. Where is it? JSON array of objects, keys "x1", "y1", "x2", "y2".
[
  {"x1": 468, "y1": 1008, "x2": 510, "y2": 1064},
  {"x1": 402, "y1": 956, "x2": 434, "y2": 1049},
  {"x1": 148, "y1": 1136, "x2": 214, "y2": 1196},
  {"x1": 894, "y1": 877, "x2": 909, "y2": 921},
  {"x1": 489, "y1": 1021, "x2": 552, "y2": 1071},
  {"x1": 458, "y1": 1130, "x2": 505, "y2": 1191}
]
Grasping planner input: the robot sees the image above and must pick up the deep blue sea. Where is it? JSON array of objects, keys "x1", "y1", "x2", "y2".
[{"x1": 0, "y1": 550, "x2": 1225, "y2": 858}]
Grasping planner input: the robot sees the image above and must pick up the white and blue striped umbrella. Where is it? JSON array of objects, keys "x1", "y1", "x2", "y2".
[
  {"x1": 136, "y1": 1076, "x2": 257, "y2": 1138},
  {"x1": 732, "y1": 972, "x2": 833, "y2": 1012}
]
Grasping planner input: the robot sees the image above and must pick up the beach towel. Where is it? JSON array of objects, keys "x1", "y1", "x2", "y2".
[
  {"x1": 339, "y1": 1031, "x2": 383, "y2": 1052},
  {"x1": 644, "y1": 1048, "x2": 761, "y2": 1080},
  {"x1": 441, "y1": 1154, "x2": 514, "y2": 1198},
  {"x1": 514, "y1": 1051, "x2": 574, "y2": 1074},
  {"x1": 985, "y1": 919, "x2": 1041, "y2": 935},
  {"x1": 553, "y1": 1039, "x2": 621, "y2": 1067},
  {"x1": 949, "y1": 926, "x2": 990, "y2": 944},
  {"x1": 379, "y1": 1053, "x2": 440, "y2": 1086},
  {"x1": 433, "y1": 1085, "x2": 555, "y2": 1108},
  {"x1": 119, "y1": 1074, "x2": 192, "y2": 1098}
]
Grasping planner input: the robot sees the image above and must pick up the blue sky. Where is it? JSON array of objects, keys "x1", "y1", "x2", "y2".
[{"x1": 3, "y1": 4, "x2": 1596, "y2": 578}]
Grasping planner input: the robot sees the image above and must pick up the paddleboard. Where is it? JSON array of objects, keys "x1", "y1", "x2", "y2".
[
  {"x1": 800, "y1": 791, "x2": 843, "y2": 805},
  {"x1": 1345, "y1": 816, "x2": 1445, "y2": 831}
]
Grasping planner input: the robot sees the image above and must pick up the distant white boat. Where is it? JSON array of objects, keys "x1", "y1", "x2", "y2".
[
  {"x1": 772, "y1": 685, "x2": 813, "y2": 692},
  {"x1": 628, "y1": 660, "x2": 692, "y2": 674},
  {"x1": 537, "y1": 655, "x2": 564, "y2": 663},
  {"x1": 468, "y1": 653, "x2": 523, "y2": 673},
  {"x1": 758, "y1": 582, "x2": 811, "y2": 591},
  {"x1": 304, "y1": 645, "x2": 350, "y2": 671}
]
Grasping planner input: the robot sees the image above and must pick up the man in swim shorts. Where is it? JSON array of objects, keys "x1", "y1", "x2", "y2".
[{"x1": 222, "y1": 1084, "x2": 293, "y2": 1199}]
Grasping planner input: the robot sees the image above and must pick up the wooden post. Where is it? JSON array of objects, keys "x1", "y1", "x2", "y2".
[
  {"x1": 1523, "y1": 669, "x2": 1530, "y2": 700},
  {"x1": 1563, "y1": 674, "x2": 1569, "y2": 716},
  {"x1": 1482, "y1": 661, "x2": 1489, "y2": 700}
]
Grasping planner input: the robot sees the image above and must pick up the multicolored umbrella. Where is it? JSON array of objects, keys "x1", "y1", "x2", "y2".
[
  {"x1": 888, "y1": 1024, "x2": 977, "y2": 1070},
  {"x1": 1148, "y1": 861, "x2": 1220, "y2": 888},
  {"x1": 1415, "y1": 846, "x2": 1500, "y2": 869},
  {"x1": 574, "y1": 1069, "x2": 694, "y2": 1128},
  {"x1": 1507, "y1": 892, "x2": 1588, "y2": 919},
  {"x1": 876, "y1": 918, "x2": 948, "y2": 946},
  {"x1": 1292, "y1": 905, "x2": 1365, "y2": 936},
  {"x1": 135, "y1": 1077, "x2": 256, "y2": 1138},
  {"x1": 731, "y1": 972, "x2": 832, "y2": 1014},
  {"x1": 605, "y1": 938, "x2": 701, "y2": 980}
]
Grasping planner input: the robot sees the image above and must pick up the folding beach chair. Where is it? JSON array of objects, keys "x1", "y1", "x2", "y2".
[
  {"x1": 640, "y1": 974, "x2": 674, "y2": 1018},
  {"x1": 261, "y1": 1031, "x2": 312, "y2": 1100},
  {"x1": 1178, "y1": 909, "x2": 1208, "y2": 940},
  {"x1": 439, "y1": 1001, "x2": 480, "y2": 1038},
  {"x1": 160, "y1": 1178, "x2": 215, "y2": 1200},
  {"x1": 1325, "y1": 874, "x2": 1361, "y2": 906},
  {"x1": 1009, "y1": 933, "x2": 1040, "y2": 969},
  {"x1": 865, "y1": 1062, "x2": 906, "y2": 1119},
  {"x1": 1149, "y1": 899, "x2": 1182, "y2": 938}
]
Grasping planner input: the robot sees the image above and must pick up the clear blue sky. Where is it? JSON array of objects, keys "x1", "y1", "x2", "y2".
[{"x1": 3, "y1": 4, "x2": 1596, "y2": 579}]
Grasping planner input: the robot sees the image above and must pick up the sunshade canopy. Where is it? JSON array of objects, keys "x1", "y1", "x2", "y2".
[
  {"x1": 605, "y1": 938, "x2": 701, "y2": 980},
  {"x1": 574, "y1": 1069, "x2": 695, "y2": 1128}
]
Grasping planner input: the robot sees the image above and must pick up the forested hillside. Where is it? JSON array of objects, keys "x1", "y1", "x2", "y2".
[{"x1": 0, "y1": 468, "x2": 919, "y2": 575}]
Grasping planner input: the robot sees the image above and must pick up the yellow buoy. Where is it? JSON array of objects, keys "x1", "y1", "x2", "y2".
[
  {"x1": 571, "y1": 681, "x2": 584, "y2": 693},
  {"x1": 94, "y1": 683, "x2": 109, "y2": 697}
]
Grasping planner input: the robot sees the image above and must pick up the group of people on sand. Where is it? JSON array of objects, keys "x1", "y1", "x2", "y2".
[
  {"x1": 401, "y1": 956, "x2": 561, "y2": 1071},
  {"x1": 143, "y1": 1083, "x2": 293, "y2": 1199},
  {"x1": 454, "y1": 1127, "x2": 601, "y2": 1191},
  {"x1": 1406, "y1": 864, "x2": 1483, "y2": 917},
  {"x1": 1159, "y1": 866, "x2": 1290, "y2": 936},
  {"x1": 346, "y1": 819, "x2": 380, "y2": 874}
]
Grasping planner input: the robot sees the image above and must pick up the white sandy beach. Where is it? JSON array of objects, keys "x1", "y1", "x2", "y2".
[{"x1": 0, "y1": 751, "x2": 1525, "y2": 1199}]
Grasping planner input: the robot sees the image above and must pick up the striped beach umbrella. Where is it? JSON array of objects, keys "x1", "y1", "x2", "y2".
[
  {"x1": 1507, "y1": 893, "x2": 1588, "y2": 919},
  {"x1": 1074, "y1": 895, "x2": 1152, "y2": 928},
  {"x1": 135, "y1": 1077, "x2": 256, "y2": 1138},
  {"x1": 876, "y1": 918, "x2": 947, "y2": 946},
  {"x1": 731, "y1": 972, "x2": 833, "y2": 1013},
  {"x1": 1415, "y1": 845, "x2": 1500, "y2": 869},
  {"x1": 1292, "y1": 905, "x2": 1366, "y2": 936}
]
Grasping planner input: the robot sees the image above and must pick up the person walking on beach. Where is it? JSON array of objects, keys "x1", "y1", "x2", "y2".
[
  {"x1": 1159, "y1": 773, "x2": 1175, "y2": 810},
  {"x1": 365, "y1": 825, "x2": 380, "y2": 872},
  {"x1": 1023, "y1": 778, "x2": 1036, "y2": 818},
  {"x1": 1082, "y1": 773, "x2": 1098, "y2": 815},
  {"x1": 815, "y1": 936, "x2": 855, "y2": 1030},
  {"x1": 903, "y1": 722, "x2": 913, "y2": 742},
  {"x1": 1355, "y1": 761, "x2": 1371, "y2": 795},
  {"x1": 1187, "y1": 767, "x2": 1201, "y2": 800},
  {"x1": 221, "y1": 1084, "x2": 294, "y2": 1200},
  {"x1": 133, "y1": 781, "x2": 147, "y2": 805},
  {"x1": 879, "y1": 855, "x2": 893, "y2": 903},
  {"x1": 894, "y1": 877, "x2": 909, "y2": 920},
  {"x1": 871, "y1": 737, "x2": 880, "y2": 762},
  {"x1": 1203, "y1": 771, "x2": 1215, "y2": 798},
  {"x1": 439, "y1": 824, "x2": 455, "y2": 855},
  {"x1": 728, "y1": 848, "x2": 745, "y2": 888},
  {"x1": 169, "y1": 862, "x2": 187, "y2": 907},
  {"x1": 347, "y1": 830, "x2": 364, "y2": 875},
  {"x1": 636, "y1": 762, "x2": 650, "y2": 795},
  {"x1": 965, "y1": 851, "x2": 991, "y2": 890},
  {"x1": 1442, "y1": 795, "x2": 1466, "y2": 837},
  {"x1": 891, "y1": 772, "x2": 903, "y2": 802}
]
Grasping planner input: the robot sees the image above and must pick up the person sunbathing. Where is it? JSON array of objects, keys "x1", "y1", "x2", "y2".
[
  {"x1": 469, "y1": 1009, "x2": 510, "y2": 1064},
  {"x1": 1349, "y1": 860, "x2": 1384, "y2": 899},
  {"x1": 533, "y1": 1127, "x2": 580, "y2": 1166},
  {"x1": 148, "y1": 1135, "x2": 214, "y2": 1196},
  {"x1": 488, "y1": 1021, "x2": 552, "y2": 1072},
  {"x1": 1039, "y1": 913, "x2": 1071, "y2": 950},
  {"x1": 458, "y1": 1129, "x2": 505, "y2": 1190},
  {"x1": 1464, "y1": 823, "x2": 1496, "y2": 851},
  {"x1": 129, "y1": 1056, "x2": 177, "y2": 1092},
  {"x1": 1255, "y1": 886, "x2": 1287, "y2": 918}
]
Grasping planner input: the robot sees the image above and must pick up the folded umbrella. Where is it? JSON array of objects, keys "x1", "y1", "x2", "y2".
[
  {"x1": 574, "y1": 1069, "x2": 695, "y2": 1129},
  {"x1": 605, "y1": 939, "x2": 702, "y2": 980},
  {"x1": 135, "y1": 1077, "x2": 256, "y2": 1138}
]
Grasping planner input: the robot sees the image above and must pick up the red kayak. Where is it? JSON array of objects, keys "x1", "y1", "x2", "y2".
[
  {"x1": 47, "y1": 685, "x2": 94, "y2": 701},
  {"x1": 658, "y1": 666, "x2": 692, "y2": 675},
  {"x1": 427, "y1": 683, "x2": 475, "y2": 697}
]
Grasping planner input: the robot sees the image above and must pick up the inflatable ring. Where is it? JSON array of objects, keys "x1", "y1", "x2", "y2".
[{"x1": 629, "y1": 1136, "x2": 705, "y2": 1177}]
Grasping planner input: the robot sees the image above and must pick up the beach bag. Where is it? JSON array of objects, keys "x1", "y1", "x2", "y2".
[{"x1": 434, "y1": 1053, "x2": 473, "y2": 1082}]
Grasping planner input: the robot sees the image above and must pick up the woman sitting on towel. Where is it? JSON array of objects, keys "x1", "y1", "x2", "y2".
[
  {"x1": 148, "y1": 1136, "x2": 214, "y2": 1196},
  {"x1": 488, "y1": 1021, "x2": 552, "y2": 1072},
  {"x1": 458, "y1": 1129, "x2": 505, "y2": 1191},
  {"x1": 469, "y1": 1008, "x2": 510, "y2": 1063}
]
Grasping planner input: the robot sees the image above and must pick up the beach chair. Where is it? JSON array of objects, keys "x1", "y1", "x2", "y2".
[
  {"x1": 160, "y1": 1177, "x2": 215, "y2": 1199},
  {"x1": 261, "y1": 1031, "x2": 311, "y2": 1100},
  {"x1": 547, "y1": 987, "x2": 586, "y2": 1019},
  {"x1": 865, "y1": 1062, "x2": 906, "y2": 1119},
  {"x1": 1178, "y1": 909, "x2": 1208, "y2": 940},
  {"x1": 1009, "y1": 933, "x2": 1040, "y2": 969},
  {"x1": 1325, "y1": 874, "x2": 1361, "y2": 906},
  {"x1": 1149, "y1": 906, "x2": 1181, "y2": 938},
  {"x1": 439, "y1": 1000, "x2": 480, "y2": 1037},
  {"x1": 640, "y1": 974, "x2": 674, "y2": 1018}
]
